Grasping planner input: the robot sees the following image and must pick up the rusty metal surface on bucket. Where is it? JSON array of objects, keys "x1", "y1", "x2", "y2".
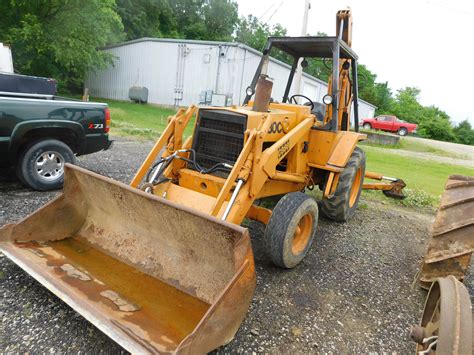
[{"x1": 0, "y1": 164, "x2": 256, "y2": 354}]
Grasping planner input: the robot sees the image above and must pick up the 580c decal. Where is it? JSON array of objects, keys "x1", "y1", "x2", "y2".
[{"x1": 278, "y1": 139, "x2": 290, "y2": 159}]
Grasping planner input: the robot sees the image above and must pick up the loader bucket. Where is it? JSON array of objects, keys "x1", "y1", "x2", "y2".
[{"x1": 0, "y1": 164, "x2": 256, "y2": 354}]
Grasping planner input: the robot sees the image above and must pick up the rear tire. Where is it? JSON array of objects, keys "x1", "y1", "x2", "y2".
[
  {"x1": 398, "y1": 127, "x2": 408, "y2": 136},
  {"x1": 321, "y1": 147, "x2": 366, "y2": 222},
  {"x1": 264, "y1": 192, "x2": 319, "y2": 269},
  {"x1": 17, "y1": 139, "x2": 76, "y2": 191}
]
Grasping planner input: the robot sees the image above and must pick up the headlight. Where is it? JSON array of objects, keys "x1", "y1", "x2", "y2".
[
  {"x1": 322, "y1": 94, "x2": 333, "y2": 105},
  {"x1": 246, "y1": 86, "x2": 254, "y2": 96}
]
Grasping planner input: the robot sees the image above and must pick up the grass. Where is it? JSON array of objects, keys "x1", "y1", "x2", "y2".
[
  {"x1": 398, "y1": 139, "x2": 443, "y2": 153},
  {"x1": 88, "y1": 98, "x2": 473, "y2": 208},
  {"x1": 101, "y1": 99, "x2": 187, "y2": 139},
  {"x1": 79, "y1": 97, "x2": 186, "y2": 139},
  {"x1": 363, "y1": 144, "x2": 474, "y2": 198}
]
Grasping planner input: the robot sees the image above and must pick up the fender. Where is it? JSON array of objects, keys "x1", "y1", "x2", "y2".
[
  {"x1": 8, "y1": 120, "x2": 85, "y2": 163},
  {"x1": 326, "y1": 131, "x2": 366, "y2": 168},
  {"x1": 307, "y1": 129, "x2": 366, "y2": 169}
]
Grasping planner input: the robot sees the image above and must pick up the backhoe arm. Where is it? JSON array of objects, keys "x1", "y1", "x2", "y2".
[
  {"x1": 322, "y1": 9, "x2": 353, "y2": 131},
  {"x1": 336, "y1": 9, "x2": 353, "y2": 47}
]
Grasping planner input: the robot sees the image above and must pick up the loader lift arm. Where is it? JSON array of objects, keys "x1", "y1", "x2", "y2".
[{"x1": 130, "y1": 108, "x2": 313, "y2": 226}]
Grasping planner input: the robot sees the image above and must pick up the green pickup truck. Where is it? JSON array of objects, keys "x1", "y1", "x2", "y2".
[{"x1": 0, "y1": 91, "x2": 112, "y2": 190}]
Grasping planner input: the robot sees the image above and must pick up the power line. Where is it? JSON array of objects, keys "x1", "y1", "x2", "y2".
[
  {"x1": 258, "y1": 2, "x2": 277, "y2": 21},
  {"x1": 265, "y1": 0, "x2": 287, "y2": 24}
]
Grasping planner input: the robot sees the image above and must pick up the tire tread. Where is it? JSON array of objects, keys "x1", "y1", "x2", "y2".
[
  {"x1": 264, "y1": 192, "x2": 318, "y2": 268},
  {"x1": 18, "y1": 139, "x2": 76, "y2": 191},
  {"x1": 321, "y1": 147, "x2": 366, "y2": 222}
]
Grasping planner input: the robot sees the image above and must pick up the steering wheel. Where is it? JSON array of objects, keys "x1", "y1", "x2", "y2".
[{"x1": 289, "y1": 94, "x2": 314, "y2": 111}]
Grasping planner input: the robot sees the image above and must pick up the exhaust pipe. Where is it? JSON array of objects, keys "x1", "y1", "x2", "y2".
[{"x1": 252, "y1": 74, "x2": 273, "y2": 112}]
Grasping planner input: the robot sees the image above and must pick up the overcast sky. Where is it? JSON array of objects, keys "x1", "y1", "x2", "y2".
[{"x1": 237, "y1": 0, "x2": 474, "y2": 124}]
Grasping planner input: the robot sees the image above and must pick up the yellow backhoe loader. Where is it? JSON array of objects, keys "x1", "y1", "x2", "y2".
[{"x1": 0, "y1": 10, "x2": 406, "y2": 353}]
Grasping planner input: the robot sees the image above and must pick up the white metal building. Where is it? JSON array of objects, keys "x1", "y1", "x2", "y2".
[
  {"x1": 0, "y1": 43, "x2": 14, "y2": 73},
  {"x1": 85, "y1": 38, "x2": 376, "y2": 118}
]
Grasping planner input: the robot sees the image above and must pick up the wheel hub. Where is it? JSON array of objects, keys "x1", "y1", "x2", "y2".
[
  {"x1": 349, "y1": 165, "x2": 363, "y2": 207},
  {"x1": 292, "y1": 213, "x2": 313, "y2": 255},
  {"x1": 35, "y1": 151, "x2": 65, "y2": 181}
]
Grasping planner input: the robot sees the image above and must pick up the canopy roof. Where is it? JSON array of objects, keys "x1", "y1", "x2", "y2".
[{"x1": 267, "y1": 36, "x2": 358, "y2": 61}]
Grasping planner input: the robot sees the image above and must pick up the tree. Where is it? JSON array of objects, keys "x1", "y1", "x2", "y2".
[
  {"x1": 352, "y1": 65, "x2": 394, "y2": 114},
  {"x1": 304, "y1": 48, "x2": 394, "y2": 114},
  {"x1": 453, "y1": 120, "x2": 474, "y2": 145},
  {"x1": 234, "y1": 15, "x2": 287, "y2": 52},
  {"x1": 202, "y1": 0, "x2": 238, "y2": 41},
  {"x1": 169, "y1": 0, "x2": 238, "y2": 41},
  {"x1": 417, "y1": 113, "x2": 455, "y2": 142},
  {"x1": 234, "y1": 15, "x2": 291, "y2": 65},
  {"x1": 116, "y1": 0, "x2": 177, "y2": 40},
  {"x1": 170, "y1": 0, "x2": 206, "y2": 39},
  {"x1": 304, "y1": 58, "x2": 331, "y2": 82},
  {"x1": 388, "y1": 88, "x2": 457, "y2": 141},
  {"x1": 0, "y1": 0, "x2": 123, "y2": 91},
  {"x1": 390, "y1": 87, "x2": 424, "y2": 123}
]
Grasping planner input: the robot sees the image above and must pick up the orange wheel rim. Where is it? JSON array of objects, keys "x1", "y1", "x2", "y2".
[
  {"x1": 349, "y1": 166, "x2": 363, "y2": 208},
  {"x1": 292, "y1": 213, "x2": 313, "y2": 255}
]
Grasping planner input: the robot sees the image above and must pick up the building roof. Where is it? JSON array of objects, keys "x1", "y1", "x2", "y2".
[{"x1": 102, "y1": 37, "x2": 376, "y2": 109}]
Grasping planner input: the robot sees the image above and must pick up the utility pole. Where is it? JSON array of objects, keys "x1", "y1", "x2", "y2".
[{"x1": 293, "y1": 0, "x2": 311, "y2": 97}]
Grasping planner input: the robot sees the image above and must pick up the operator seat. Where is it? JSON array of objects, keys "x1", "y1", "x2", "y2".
[
  {"x1": 310, "y1": 102, "x2": 325, "y2": 122},
  {"x1": 309, "y1": 101, "x2": 334, "y2": 131}
]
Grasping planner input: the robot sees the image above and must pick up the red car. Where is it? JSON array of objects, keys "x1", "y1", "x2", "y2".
[{"x1": 361, "y1": 115, "x2": 417, "y2": 136}]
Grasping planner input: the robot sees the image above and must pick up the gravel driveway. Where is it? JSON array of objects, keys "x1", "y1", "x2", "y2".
[
  {"x1": 0, "y1": 137, "x2": 470, "y2": 353},
  {"x1": 365, "y1": 145, "x2": 473, "y2": 167},
  {"x1": 404, "y1": 136, "x2": 474, "y2": 159}
]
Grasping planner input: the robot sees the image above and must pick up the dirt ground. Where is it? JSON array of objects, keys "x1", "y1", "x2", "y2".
[{"x1": 0, "y1": 137, "x2": 471, "y2": 353}]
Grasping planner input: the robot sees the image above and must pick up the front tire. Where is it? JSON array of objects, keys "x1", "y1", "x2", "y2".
[
  {"x1": 17, "y1": 139, "x2": 76, "y2": 191},
  {"x1": 363, "y1": 123, "x2": 372, "y2": 130},
  {"x1": 321, "y1": 147, "x2": 366, "y2": 222},
  {"x1": 398, "y1": 127, "x2": 408, "y2": 136},
  {"x1": 264, "y1": 192, "x2": 319, "y2": 269}
]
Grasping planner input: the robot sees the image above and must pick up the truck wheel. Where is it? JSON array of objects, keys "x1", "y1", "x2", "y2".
[
  {"x1": 321, "y1": 147, "x2": 366, "y2": 222},
  {"x1": 362, "y1": 123, "x2": 371, "y2": 130},
  {"x1": 264, "y1": 192, "x2": 319, "y2": 269},
  {"x1": 17, "y1": 139, "x2": 76, "y2": 191},
  {"x1": 398, "y1": 127, "x2": 408, "y2": 136}
]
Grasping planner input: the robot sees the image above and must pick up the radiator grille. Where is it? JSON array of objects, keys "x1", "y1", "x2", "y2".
[{"x1": 192, "y1": 110, "x2": 247, "y2": 172}]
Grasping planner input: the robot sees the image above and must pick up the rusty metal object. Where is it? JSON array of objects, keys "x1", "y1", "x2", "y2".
[
  {"x1": 411, "y1": 276, "x2": 472, "y2": 354},
  {"x1": 252, "y1": 74, "x2": 273, "y2": 112},
  {"x1": 382, "y1": 179, "x2": 406, "y2": 199},
  {"x1": 0, "y1": 164, "x2": 256, "y2": 354},
  {"x1": 363, "y1": 171, "x2": 406, "y2": 199},
  {"x1": 418, "y1": 175, "x2": 474, "y2": 289}
]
